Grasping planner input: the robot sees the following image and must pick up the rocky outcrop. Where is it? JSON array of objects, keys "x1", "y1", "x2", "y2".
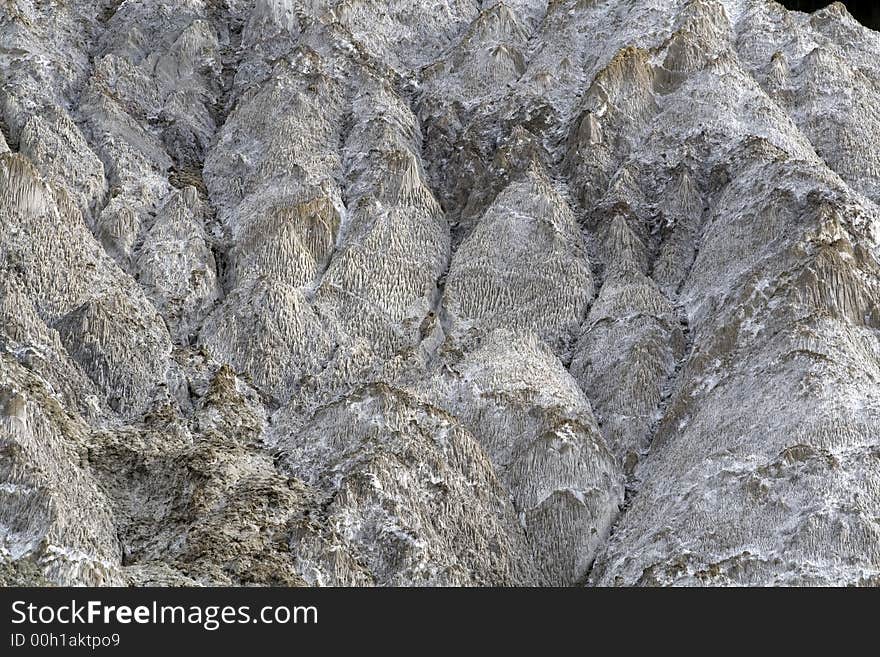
[
  {"x1": 417, "y1": 331, "x2": 623, "y2": 585},
  {"x1": 273, "y1": 382, "x2": 542, "y2": 585},
  {"x1": 443, "y1": 166, "x2": 593, "y2": 354},
  {"x1": 1, "y1": 0, "x2": 879, "y2": 587},
  {"x1": 1, "y1": 355, "x2": 121, "y2": 586}
]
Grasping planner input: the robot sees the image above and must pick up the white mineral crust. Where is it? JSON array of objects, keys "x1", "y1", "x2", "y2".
[{"x1": 1, "y1": 0, "x2": 878, "y2": 586}]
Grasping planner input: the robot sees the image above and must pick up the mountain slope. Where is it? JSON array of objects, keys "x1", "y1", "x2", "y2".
[{"x1": 1, "y1": 0, "x2": 879, "y2": 586}]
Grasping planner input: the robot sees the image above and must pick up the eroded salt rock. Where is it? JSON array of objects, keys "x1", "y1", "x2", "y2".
[
  {"x1": 443, "y1": 166, "x2": 593, "y2": 354},
  {"x1": 418, "y1": 330, "x2": 624, "y2": 585},
  {"x1": 0, "y1": 356, "x2": 122, "y2": 586},
  {"x1": 275, "y1": 382, "x2": 543, "y2": 585},
  {"x1": 3, "y1": 0, "x2": 880, "y2": 588}
]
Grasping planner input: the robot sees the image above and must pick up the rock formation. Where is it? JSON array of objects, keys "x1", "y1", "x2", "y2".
[{"x1": 1, "y1": 0, "x2": 879, "y2": 586}]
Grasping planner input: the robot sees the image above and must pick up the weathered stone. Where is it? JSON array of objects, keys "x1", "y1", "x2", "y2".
[{"x1": 2, "y1": 0, "x2": 879, "y2": 588}]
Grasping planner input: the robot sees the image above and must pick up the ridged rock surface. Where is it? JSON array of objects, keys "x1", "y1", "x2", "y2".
[{"x1": 1, "y1": 0, "x2": 878, "y2": 586}]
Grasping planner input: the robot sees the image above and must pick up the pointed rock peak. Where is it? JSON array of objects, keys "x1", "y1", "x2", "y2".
[
  {"x1": 661, "y1": 2, "x2": 731, "y2": 76},
  {"x1": 662, "y1": 165, "x2": 703, "y2": 220},
  {"x1": 495, "y1": 159, "x2": 573, "y2": 223},
  {"x1": 674, "y1": 0, "x2": 731, "y2": 38},
  {"x1": 522, "y1": 155, "x2": 552, "y2": 182},
  {"x1": 800, "y1": 45, "x2": 847, "y2": 87},
  {"x1": 603, "y1": 213, "x2": 648, "y2": 274},
  {"x1": 527, "y1": 157, "x2": 574, "y2": 196},
  {"x1": 662, "y1": 25, "x2": 723, "y2": 77},
  {"x1": 769, "y1": 50, "x2": 790, "y2": 81},
  {"x1": 0, "y1": 152, "x2": 54, "y2": 216},
  {"x1": 463, "y1": 2, "x2": 530, "y2": 46},
  {"x1": 379, "y1": 148, "x2": 440, "y2": 211},
  {"x1": 490, "y1": 43, "x2": 526, "y2": 72},
  {"x1": 181, "y1": 184, "x2": 200, "y2": 210},
  {"x1": 593, "y1": 46, "x2": 656, "y2": 97},
  {"x1": 770, "y1": 50, "x2": 787, "y2": 66},
  {"x1": 600, "y1": 165, "x2": 648, "y2": 212},
  {"x1": 811, "y1": 1, "x2": 852, "y2": 24},
  {"x1": 515, "y1": 162, "x2": 574, "y2": 220}
]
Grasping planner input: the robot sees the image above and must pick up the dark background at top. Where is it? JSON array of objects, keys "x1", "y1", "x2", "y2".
[{"x1": 779, "y1": 1, "x2": 880, "y2": 29}]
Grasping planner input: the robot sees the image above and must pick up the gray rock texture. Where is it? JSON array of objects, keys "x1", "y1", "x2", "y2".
[{"x1": 1, "y1": 0, "x2": 878, "y2": 586}]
